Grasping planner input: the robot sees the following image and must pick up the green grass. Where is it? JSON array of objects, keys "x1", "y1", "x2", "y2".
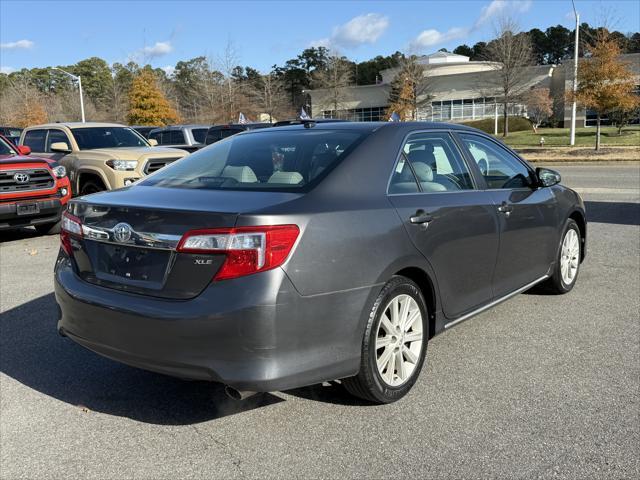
[{"x1": 495, "y1": 125, "x2": 640, "y2": 147}]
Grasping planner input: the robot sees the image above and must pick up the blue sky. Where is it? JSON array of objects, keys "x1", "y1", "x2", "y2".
[{"x1": 1, "y1": 0, "x2": 639, "y2": 74}]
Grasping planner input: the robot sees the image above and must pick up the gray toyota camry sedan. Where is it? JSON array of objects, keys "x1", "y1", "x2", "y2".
[{"x1": 55, "y1": 121, "x2": 586, "y2": 404}]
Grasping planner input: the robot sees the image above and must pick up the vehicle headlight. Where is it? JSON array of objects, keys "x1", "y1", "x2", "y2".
[
  {"x1": 106, "y1": 160, "x2": 138, "y2": 171},
  {"x1": 52, "y1": 165, "x2": 67, "y2": 178}
]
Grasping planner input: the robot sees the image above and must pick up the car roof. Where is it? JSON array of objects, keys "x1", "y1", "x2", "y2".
[
  {"x1": 27, "y1": 122, "x2": 126, "y2": 129},
  {"x1": 150, "y1": 124, "x2": 211, "y2": 132},
  {"x1": 258, "y1": 121, "x2": 484, "y2": 134},
  {"x1": 208, "y1": 123, "x2": 271, "y2": 129}
]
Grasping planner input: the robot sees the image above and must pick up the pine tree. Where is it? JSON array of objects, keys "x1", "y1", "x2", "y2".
[{"x1": 126, "y1": 69, "x2": 180, "y2": 126}]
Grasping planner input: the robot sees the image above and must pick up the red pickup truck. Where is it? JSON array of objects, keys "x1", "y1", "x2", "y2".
[{"x1": 0, "y1": 134, "x2": 72, "y2": 234}]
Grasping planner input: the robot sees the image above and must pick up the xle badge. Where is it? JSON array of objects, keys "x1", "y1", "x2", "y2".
[{"x1": 194, "y1": 259, "x2": 213, "y2": 265}]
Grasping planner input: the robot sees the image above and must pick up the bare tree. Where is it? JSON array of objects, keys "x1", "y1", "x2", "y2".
[
  {"x1": 312, "y1": 55, "x2": 353, "y2": 116},
  {"x1": 247, "y1": 72, "x2": 289, "y2": 122},
  {"x1": 216, "y1": 40, "x2": 244, "y2": 122},
  {"x1": 387, "y1": 55, "x2": 434, "y2": 120},
  {"x1": 525, "y1": 87, "x2": 553, "y2": 132},
  {"x1": 483, "y1": 17, "x2": 534, "y2": 136},
  {"x1": 0, "y1": 75, "x2": 48, "y2": 126}
]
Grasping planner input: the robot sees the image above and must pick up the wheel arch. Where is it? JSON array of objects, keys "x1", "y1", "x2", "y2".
[
  {"x1": 393, "y1": 266, "x2": 438, "y2": 339},
  {"x1": 76, "y1": 168, "x2": 109, "y2": 194},
  {"x1": 568, "y1": 209, "x2": 587, "y2": 261}
]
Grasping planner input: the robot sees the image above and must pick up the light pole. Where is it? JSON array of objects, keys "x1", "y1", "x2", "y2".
[
  {"x1": 569, "y1": 0, "x2": 579, "y2": 146},
  {"x1": 53, "y1": 67, "x2": 85, "y2": 123}
]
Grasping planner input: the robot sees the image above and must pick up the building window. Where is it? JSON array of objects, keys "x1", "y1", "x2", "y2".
[{"x1": 322, "y1": 107, "x2": 387, "y2": 122}]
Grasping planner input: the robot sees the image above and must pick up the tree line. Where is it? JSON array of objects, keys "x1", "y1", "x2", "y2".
[{"x1": 0, "y1": 20, "x2": 637, "y2": 131}]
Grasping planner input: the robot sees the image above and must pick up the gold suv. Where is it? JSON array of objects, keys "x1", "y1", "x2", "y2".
[{"x1": 19, "y1": 123, "x2": 188, "y2": 195}]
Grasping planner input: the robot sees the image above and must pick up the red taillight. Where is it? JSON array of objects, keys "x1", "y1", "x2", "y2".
[
  {"x1": 60, "y1": 210, "x2": 83, "y2": 256},
  {"x1": 177, "y1": 225, "x2": 300, "y2": 281}
]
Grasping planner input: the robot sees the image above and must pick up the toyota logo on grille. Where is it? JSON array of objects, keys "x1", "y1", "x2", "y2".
[
  {"x1": 113, "y1": 223, "x2": 133, "y2": 243},
  {"x1": 13, "y1": 172, "x2": 30, "y2": 183}
]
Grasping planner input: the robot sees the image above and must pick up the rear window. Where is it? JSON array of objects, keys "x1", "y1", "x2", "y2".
[
  {"x1": 191, "y1": 128, "x2": 208, "y2": 144},
  {"x1": 140, "y1": 129, "x2": 366, "y2": 192}
]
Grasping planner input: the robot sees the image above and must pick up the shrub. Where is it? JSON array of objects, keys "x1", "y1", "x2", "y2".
[{"x1": 461, "y1": 117, "x2": 532, "y2": 134}]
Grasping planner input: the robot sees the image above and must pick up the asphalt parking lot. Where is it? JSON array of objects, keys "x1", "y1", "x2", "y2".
[{"x1": 1, "y1": 163, "x2": 638, "y2": 479}]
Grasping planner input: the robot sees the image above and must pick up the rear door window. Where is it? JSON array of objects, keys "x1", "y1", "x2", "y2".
[
  {"x1": 397, "y1": 132, "x2": 475, "y2": 192},
  {"x1": 205, "y1": 129, "x2": 221, "y2": 145},
  {"x1": 168, "y1": 130, "x2": 185, "y2": 144},
  {"x1": 191, "y1": 128, "x2": 208, "y2": 144},
  {"x1": 22, "y1": 129, "x2": 47, "y2": 152}
]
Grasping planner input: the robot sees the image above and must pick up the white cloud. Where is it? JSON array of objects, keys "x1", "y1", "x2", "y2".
[
  {"x1": 141, "y1": 41, "x2": 173, "y2": 58},
  {"x1": 161, "y1": 65, "x2": 175, "y2": 76},
  {"x1": 0, "y1": 39, "x2": 34, "y2": 50},
  {"x1": 128, "y1": 41, "x2": 173, "y2": 63},
  {"x1": 409, "y1": 0, "x2": 534, "y2": 52},
  {"x1": 0, "y1": 66, "x2": 16, "y2": 74},
  {"x1": 311, "y1": 13, "x2": 389, "y2": 49},
  {"x1": 410, "y1": 27, "x2": 469, "y2": 49},
  {"x1": 475, "y1": 0, "x2": 532, "y2": 27}
]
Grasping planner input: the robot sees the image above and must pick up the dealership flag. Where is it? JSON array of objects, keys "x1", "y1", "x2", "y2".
[
  {"x1": 238, "y1": 112, "x2": 248, "y2": 124},
  {"x1": 299, "y1": 107, "x2": 310, "y2": 120},
  {"x1": 388, "y1": 111, "x2": 400, "y2": 122}
]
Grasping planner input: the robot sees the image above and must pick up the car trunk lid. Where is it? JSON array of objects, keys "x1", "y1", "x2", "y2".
[{"x1": 67, "y1": 187, "x2": 301, "y2": 299}]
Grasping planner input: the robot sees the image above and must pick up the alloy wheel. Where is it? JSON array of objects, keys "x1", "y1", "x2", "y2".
[
  {"x1": 560, "y1": 228, "x2": 580, "y2": 285},
  {"x1": 375, "y1": 294, "x2": 424, "y2": 387}
]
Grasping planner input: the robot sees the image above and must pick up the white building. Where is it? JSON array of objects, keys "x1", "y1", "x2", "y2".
[{"x1": 306, "y1": 51, "x2": 640, "y2": 127}]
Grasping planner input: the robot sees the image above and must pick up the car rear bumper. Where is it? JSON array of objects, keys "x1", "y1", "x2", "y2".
[
  {"x1": 0, "y1": 197, "x2": 63, "y2": 230},
  {"x1": 55, "y1": 255, "x2": 373, "y2": 392}
]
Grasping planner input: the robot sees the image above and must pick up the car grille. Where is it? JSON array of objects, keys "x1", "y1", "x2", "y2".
[
  {"x1": 0, "y1": 168, "x2": 54, "y2": 193},
  {"x1": 144, "y1": 157, "x2": 181, "y2": 175}
]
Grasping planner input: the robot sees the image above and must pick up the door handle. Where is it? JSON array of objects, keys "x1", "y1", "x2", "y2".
[
  {"x1": 497, "y1": 202, "x2": 513, "y2": 216},
  {"x1": 410, "y1": 210, "x2": 433, "y2": 224}
]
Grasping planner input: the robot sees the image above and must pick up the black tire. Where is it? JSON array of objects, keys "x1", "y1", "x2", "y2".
[
  {"x1": 34, "y1": 221, "x2": 61, "y2": 235},
  {"x1": 79, "y1": 179, "x2": 105, "y2": 196},
  {"x1": 540, "y1": 219, "x2": 581, "y2": 294},
  {"x1": 343, "y1": 276, "x2": 429, "y2": 404}
]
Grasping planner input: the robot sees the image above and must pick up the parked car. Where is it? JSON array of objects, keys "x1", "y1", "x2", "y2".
[
  {"x1": 130, "y1": 126, "x2": 158, "y2": 139},
  {"x1": 272, "y1": 118, "x2": 348, "y2": 127},
  {"x1": 148, "y1": 124, "x2": 210, "y2": 153},
  {"x1": 55, "y1": 122, "x2": 586, "y2": 404},
  {"x1": 0, "y1": 126, "x2": 24, "y2": 145},
  {"x1": 0, "y1": 134, "x2": 71, "y2": 234},
  {"x1": 204, "y1": 123, "x2": 272, "y2": 145},
  {"x1": 19, "y1": 123, "x2": 188, "y2": 195}
]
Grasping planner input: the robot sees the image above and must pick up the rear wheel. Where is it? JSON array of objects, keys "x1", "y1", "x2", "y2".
[
  {"x1": 34, "y1": 221, "x2": 61, "y2": 235},
  {"x1": 540, "y1": 219, "x2": 581, "y2": 294},
  {"x1": 343, "y1": 276, "x2": 428, "y2": 404}
]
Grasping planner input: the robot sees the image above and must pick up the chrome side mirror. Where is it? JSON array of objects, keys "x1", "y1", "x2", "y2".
[{"x1": 536, "y1": 167, "x2": 561, "y2": 187}]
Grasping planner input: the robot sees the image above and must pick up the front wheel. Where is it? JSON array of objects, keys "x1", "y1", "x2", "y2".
[
  {"x1": 541, "y1": 219, "x2": 581, "y2": 294},
  {"x1": 343, "y1": 276, "x2": 428, "y2": 404},
  {"x1": 79, "y1": 180, "x2": 105, "y2": 196}
]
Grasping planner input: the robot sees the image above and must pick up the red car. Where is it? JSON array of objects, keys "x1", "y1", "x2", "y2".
[{"x1": 0, "y1": 134, "x2": 72, "y2": 234}]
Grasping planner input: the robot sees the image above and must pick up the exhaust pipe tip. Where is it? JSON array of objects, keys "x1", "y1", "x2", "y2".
[{"x1": 224, "y1": 385, "x2": 258, "y2": 401}]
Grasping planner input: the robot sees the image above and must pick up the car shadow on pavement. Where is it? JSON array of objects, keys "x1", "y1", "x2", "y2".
[
  {"x1": 584, "y1": 201, "x2": 640, "y2": 226},
  {"x1": 0, "y1": 293, "x2": 284, "y2": 425},
  {"x1": 0, "y1": 227, "x2": 43, "y2": 243}
]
